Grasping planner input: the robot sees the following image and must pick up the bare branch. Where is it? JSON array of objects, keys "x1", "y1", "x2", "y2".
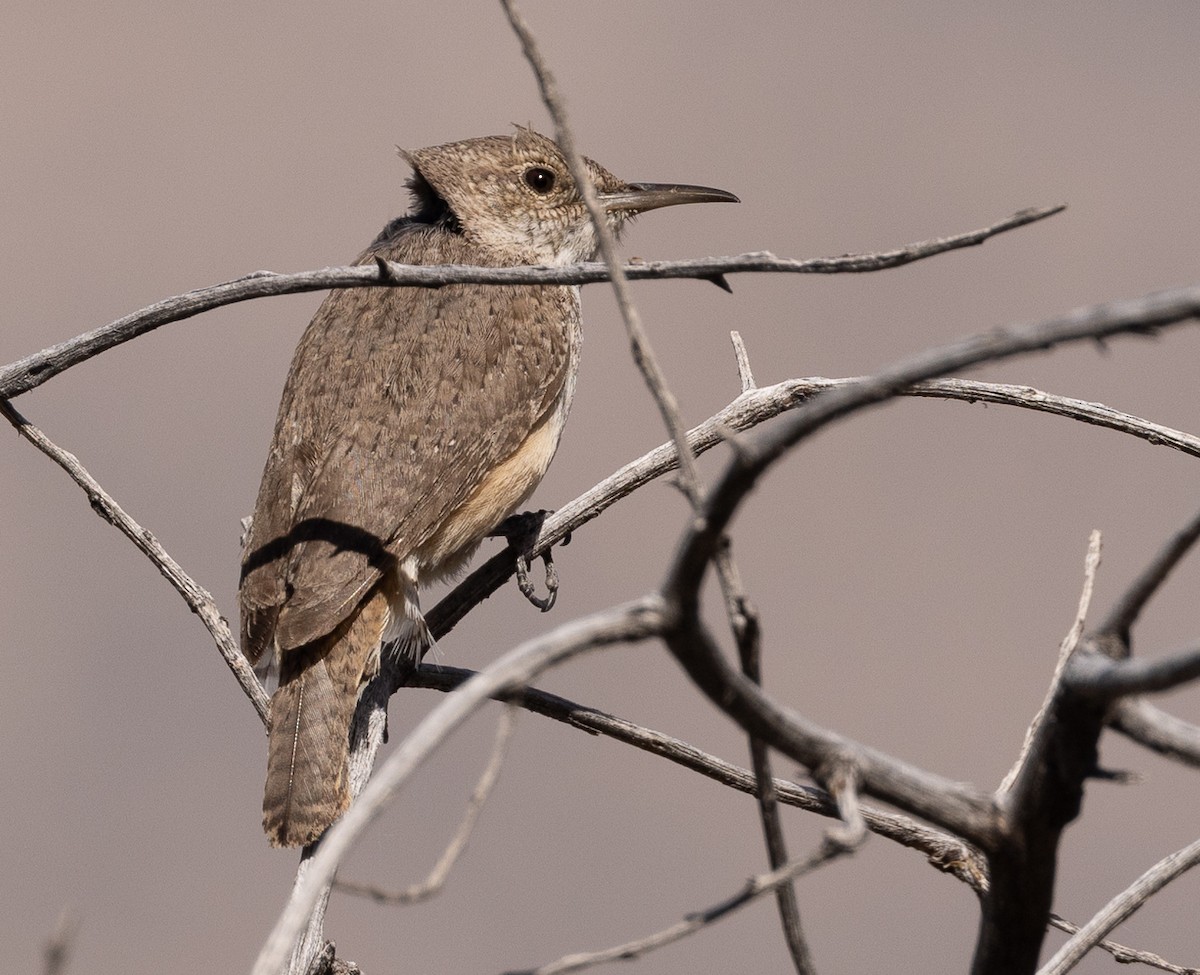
[
  {"x1": 658, "y1": 290, "x2": 1200, "y2": 975},
  {"x1": 1066, "y1": 642, "x2": 1200, "y2": 700},
  {"x1": 977, "y1": 505, "x2": 1200, "y2": 975},
  {"x1": 659, "y1": 288, "x2": 1200, "y2": 824},
  {"x1": 408, "y1": 664, "x2": 989, "y2": 891},
  {"x1": 1108, "y1": 698, "x2": 1200, "y2": 767},
  {"x1": 334, "y1": 705, "x2": 518, "y2": 905},
  {"x1": 961, "y1": 534, "x2": 1107, "y2": 974},
  {"x1": 822, "y1": 761, "x2": 868, "y2": 851},
  {"x1": 1096, "y1": 505, "x2": 1200, "y2": 642},
  {"x1": 1047, "y1": 913, "x2": 1200, "y2": 975},
  {"x1": 504, "y1": 839, "x2": 859, "y2": 975},
  {"x1": 0, "y1": 213, "x2": 1063, "y2": 402},
  {"x1": 729, "y1": 330, "x2": 756, "y2": 393},
  {"x1": 1038, "y1": 838, "x2": 1200, "y2": 975},
  {"x1": 427, "y1": 370, "x2": 1200, "y2": 646},
  {"x1": 665, "y1": 612, "x2": 1000, "y2": 843},
  {"x1": 0, "y1": 399, "x2": 268, "y2": 723},
  {"x1": 254, "y1": 598, "x2": 666, "y2": 975},
  {"x1": 1000, "y1": 531, "x2": 1102, "y2": 793},
  {"x1": 798, "y1": 376, "x2": 1200, "y2": 458},
  {"x1": 725, "y1": 551, "x2": 814, "y2": 974}
]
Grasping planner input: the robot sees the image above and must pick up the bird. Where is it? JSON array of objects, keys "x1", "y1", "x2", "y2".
[{"x1": 238, "y1": 128, "x2": 737, "y2": 848}]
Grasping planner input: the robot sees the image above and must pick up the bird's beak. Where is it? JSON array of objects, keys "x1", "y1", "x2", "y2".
[{"x1": 599, "y1": 182, "x2": 739, "y2": 214}]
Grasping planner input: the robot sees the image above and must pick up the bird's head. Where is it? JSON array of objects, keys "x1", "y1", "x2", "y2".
[{"x1": 400, "y1": 128, "x2": 737, "y2": 265}]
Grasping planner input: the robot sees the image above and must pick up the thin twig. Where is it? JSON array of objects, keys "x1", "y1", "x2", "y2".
[
  {"x1": 0, "y1": 399, "x2": 268, "y2": 722},
  {"x1": 1066, "y1": 641, "x2": 1200, "y2": 700},
  {"x1": 1108, "y1": 698, "x2": 1200, "y2": 768},
  {"x1": 716, "y1": 541, "x2": 813, "y2": 973},
  {"x1": 504, "y1": 841, "x2": 857, "y2": 975},
  {"x1": 500, "y1": 0, "x2": 707, "y2": 511},
  {"x1": 1000, "y1": 530, "x2": 1102, "y2": 793},
  {"x1": 334, "y1": 705, "x2": 518, "y2": 905},
  {"x1": 800, "y1": 376, "x2": 1200, "y2": 458},
  {"x1": 822, "y1": 761, "x2": 868, "y2": 850},
  {"x1": 491, "y1": 32, "x2": 814, "y2": 974},
  {"x1": 1096, "y1": 505, "x2": 1200, "y2": 643},
  {"x1": 1038, "y1": 838, "x2": 1200, "y2": 975},
  {"x1": 730, "y1": 330, "x2": 756, "y2": 393},
  {"x1": 1047, "y1": 914, "x2": 1199, "y2": 975}
]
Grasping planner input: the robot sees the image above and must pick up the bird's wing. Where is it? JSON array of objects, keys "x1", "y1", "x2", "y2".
[{"x1": 239, "y1": 226, "x2": 575, "y2": 659}]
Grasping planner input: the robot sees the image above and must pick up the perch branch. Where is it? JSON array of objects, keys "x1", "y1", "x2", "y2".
[
  {"x1": 426, "y1": 372, "x2": 1200, "y2": 646},
  {"x1": 0, "y1": 211, "x2": 1064, "y2": 401}
]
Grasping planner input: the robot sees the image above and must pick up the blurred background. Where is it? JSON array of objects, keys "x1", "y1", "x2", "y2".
[{"x1": 3, "y1": 2, "x2": 1199, "y2": 972}]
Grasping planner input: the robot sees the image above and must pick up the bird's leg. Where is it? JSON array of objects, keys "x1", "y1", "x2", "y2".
[{"x1": 491, "y1": 509, "x2": 562, "y2": 612}]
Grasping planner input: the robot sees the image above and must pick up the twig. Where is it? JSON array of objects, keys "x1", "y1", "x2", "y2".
[
  {"x1": 500, "y1": 0, "x2": 706, "y2": 510},
  {"x1": 0, "y1": 399, "x2": 268, "y2": 722},
  {"x1": 799, "y1": 376, "x2": 1200, "y2": 458},
  {"x1": 1047, "y1": 914, "x2": 1199, "y2": 975},
  {"x1": 503, "y1": 841, "x2": 857, "y2": 975},
  {"x1": 253, "y1": 598, "x2": 666, "y2": 975},
  {"x1": 334, "y1": 705, "x2": 518, "y2": 905},
  {"x1": 714, "y1": 539, "x2": 814, "y2": 973},
  {"x1": 407, "y1": 663, "x2": 989, "y2": 891},
  {"x1": 822, "y1": 761, "x2": 867, "y2": 850},
  {"x1": 1096, "y1": 505, "x2": 1200, "y2": 642},
  {"x1": 1066, "y1": 641, "x2": 1200, "y2": 700},
  {"x1": 1108, "y1": 698, "x2": 1200, "y2": 768},
  {"x1": 1000, "y1": 530, "x2": 1102, "y2": 793},
  {"x1": 983, "y1": 512, "x2": 1200, "y2": 975},
  {"x1": 1038, "y1": 838, "x2": 1200, "y2": 975},
  {"x1": 730, "y1": 330, "x2": 756, "y2": 392}
]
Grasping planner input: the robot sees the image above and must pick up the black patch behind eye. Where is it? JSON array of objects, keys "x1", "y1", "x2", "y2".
[{"x1": 388, "y1": 171, "x2": 463, "y2": 239}]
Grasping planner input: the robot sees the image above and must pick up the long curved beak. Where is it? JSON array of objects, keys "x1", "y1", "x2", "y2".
[{"x1": 599, "y1": 182, "x2": 740, "y2": 214}]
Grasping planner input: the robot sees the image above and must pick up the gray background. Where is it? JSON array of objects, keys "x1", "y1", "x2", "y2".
[{"x1": 3, "y1": 2, "x2": 1199, "y2": 972}]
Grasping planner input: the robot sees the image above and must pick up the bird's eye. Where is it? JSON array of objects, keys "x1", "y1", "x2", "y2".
[{"x1": 523, "y1": 166, "x2": 556, "y2": 194}]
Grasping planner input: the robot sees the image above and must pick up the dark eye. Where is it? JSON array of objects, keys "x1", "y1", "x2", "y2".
[{"x1": 523, "y1": 166, "x2": 556, "y2": 194}]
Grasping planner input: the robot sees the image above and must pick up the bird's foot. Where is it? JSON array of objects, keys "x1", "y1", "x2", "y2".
[{"x1": 492, "y1": 509, "x2": 564, "y2": 612}]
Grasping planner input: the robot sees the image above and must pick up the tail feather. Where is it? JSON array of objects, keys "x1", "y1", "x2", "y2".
[{"x1": 262, "y1": 588, "x2": 390, "y2": 848}]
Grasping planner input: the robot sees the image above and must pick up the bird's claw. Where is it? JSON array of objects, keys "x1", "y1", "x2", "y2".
[
  {"x1": 493, "y1": 509, "x2": 560, "y2": 612},
  {"x1": 515, "y1": 547, "x2": 558, "y2": 612}
]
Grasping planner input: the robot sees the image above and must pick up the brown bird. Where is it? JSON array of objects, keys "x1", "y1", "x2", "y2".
[{"x1": 239, "y1": 128, "x2": 737, "y2": 847}]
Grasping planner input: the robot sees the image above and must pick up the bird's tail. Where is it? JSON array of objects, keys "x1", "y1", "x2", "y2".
[{"x1": 262, "y1": 589, "x2": 389, "y2": 848}]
